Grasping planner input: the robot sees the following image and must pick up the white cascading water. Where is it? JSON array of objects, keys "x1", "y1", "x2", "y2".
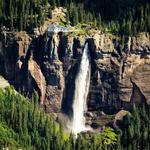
[{"x1": 71, "y1": 42, "x2": 91, "y2": 137}]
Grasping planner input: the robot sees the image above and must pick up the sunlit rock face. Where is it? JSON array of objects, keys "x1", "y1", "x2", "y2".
[
  {"x1": 28, "y1": 60, "x2": 46, "y2": 105},
  {"x1": 87, "y1": 32, "x2": 150, "y2": 112},
  {"x1": 0, "y1": 30, "x2": 150, "y2": 115}
]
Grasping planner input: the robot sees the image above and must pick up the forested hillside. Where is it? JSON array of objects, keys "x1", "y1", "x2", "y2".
[
  {"x1": 0, "y1": 87, "x2": 149, "y2": 149},
  {"x1": 68, "y1": 0, "x2": 150, "y2": 35},
  {"x1": 0, "y1": 87, "x2": 118, "y2": 149},
  {"x1": 0, "y1": 0, "x2": 51, "y2": 31},
  {"x1": 0, "y1": 0, "x2": 149, "y2": 35},
  {"x1": 117, "y1": 104, "x2": 150, "y2": 149}
]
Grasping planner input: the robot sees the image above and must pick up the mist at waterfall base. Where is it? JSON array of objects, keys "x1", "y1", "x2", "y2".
[{"x1": 68, "y1": 42, "x2": 91, "y2": 137}]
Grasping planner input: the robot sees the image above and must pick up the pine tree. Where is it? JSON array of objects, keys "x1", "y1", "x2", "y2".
[
  {"x1": 140, "y1": 6, "x2": 145, "y2": 31},
  {"x1": 34, "y1": 13, "x2": 38, "y2": 28},
  {"x1": 91, "y1": 135, "x2": 97, "y2": 150},
  {"x1": 20, "y1": 14, "x2": 23, "y2": 31},
  {"x1": 33, "y1": 93, "x2": 39, "y2": 131},
  {"x1": 128, "y1": 124, "x2": 134, "y2": 140},
  {"x1": 64, "y1": 0, "x2": 68, "y2": 7},
  {"x1": 56, "y1": 0, "x2": 60, "y2": 7},
  {"x1": 72, "y1": 6, "x2": 78, "y2": 26},
  {"x1": 75, "y1": 135, "x2": 82, "y2": 150},
  {"x1": 18, "y1": 101, "x2": 23, "y2": 134},
  {"x1": 78, "y1": 6, "x2": 84, "y2": 23},
  {"x1": 51, "y1": 0, "x2": 56, "y2": 8},
  {"x1": 97, "y1": 14, "x2": 102, "y2": 29},
  {"x1": 48, "y1": 7, "x2": 52, "y2": 19},
  {"x1": 66, "y1": 11, "x2": 70, "y2": 24}
]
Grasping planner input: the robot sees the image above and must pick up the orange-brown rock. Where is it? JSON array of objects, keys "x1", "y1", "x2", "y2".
[
  {"x1": 14, "y1": 32, "x2": 31, "y2": 57},
  {"x1": 28, "y1": 59, "x2": 46, "y2": 104}
]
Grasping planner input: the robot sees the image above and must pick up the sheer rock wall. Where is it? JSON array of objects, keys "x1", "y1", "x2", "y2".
[{"x1": 0, "y1": 31, "x2": 149, "y2": 114}]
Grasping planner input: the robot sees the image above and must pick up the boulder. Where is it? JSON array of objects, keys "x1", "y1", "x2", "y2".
[{"x1": 114, "y1": 110, "x2": 131, "y2": 128}]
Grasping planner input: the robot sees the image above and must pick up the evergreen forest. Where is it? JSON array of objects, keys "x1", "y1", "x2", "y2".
[
  {"x1": 0, "y1": 87, "x2": 150, "y2": 149},
  {"x1": 0, "y1": 0, "x2": 150, "y2": 35}
]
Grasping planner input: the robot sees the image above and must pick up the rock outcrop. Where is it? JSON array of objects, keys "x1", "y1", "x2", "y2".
[
  {"x1": 0, "y1": 76, "x2": 10, "y2": 88},
  {"x1": 113, "y1": 110, "x2": 131, "y2": 128},
  {"x1": 42, "y1": 59, "x2": 65, "y2": 113},
  {"x1": 28, "y1": 60, "x2": 46, "y2": 105}
]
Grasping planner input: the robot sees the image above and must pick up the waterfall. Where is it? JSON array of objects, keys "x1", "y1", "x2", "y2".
[{"x1": 71, "y1": 42, "x2": 91, "y2": 136}]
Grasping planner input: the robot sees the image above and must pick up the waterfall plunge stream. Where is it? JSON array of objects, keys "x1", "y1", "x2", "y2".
[{"x1": 71, "y1": 42, "x2": 91, "y2": 136}]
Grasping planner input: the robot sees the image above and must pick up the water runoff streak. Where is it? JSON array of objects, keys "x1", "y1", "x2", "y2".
[{"x1": 71, "y1": 42, "x2": 91, "y2": 137}]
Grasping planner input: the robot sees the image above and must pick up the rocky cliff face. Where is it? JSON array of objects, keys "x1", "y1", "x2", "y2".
[
  {"x1": 0, "y1": 30, "x2": 150, "y2": 115},
  {"x1": 88, "y1": 32, "x2": 150, "y2": 113}
]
